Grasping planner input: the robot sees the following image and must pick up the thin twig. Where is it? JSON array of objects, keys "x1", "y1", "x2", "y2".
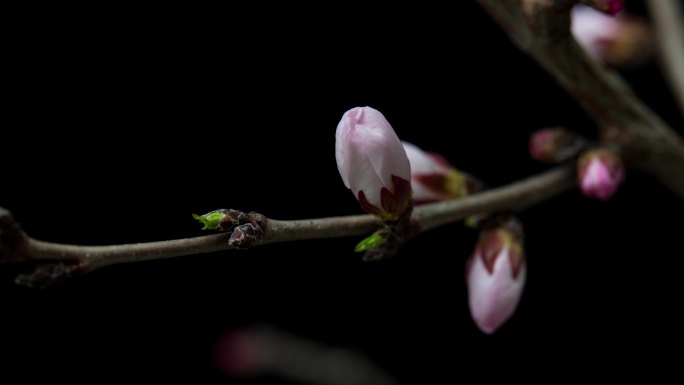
[
  {"x1": 647, "y1": 0, "x2": 684, "y2": 115},
  {"x1": 2, "y1": 165, "x2": 575, "y2": 274},
  {"x1": 478, "y1": 0, "x2": 684, "y2": 200},
  {"x1": 415, "y1": 164, "x2": 574, "y2": 231}
]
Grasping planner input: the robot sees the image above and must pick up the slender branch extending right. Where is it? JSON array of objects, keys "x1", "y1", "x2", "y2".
[{"x1": 1, "y1": 165, "x2": 575, "y2": 287}]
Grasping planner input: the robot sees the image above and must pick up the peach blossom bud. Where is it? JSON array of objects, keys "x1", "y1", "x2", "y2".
[
  {"x1": 572, "y1": 5, "x2": 653, "y2": 68},
  {"x1": 528, "y1": 127, "x2": 586, "y2": 163},
  {"x1": 466, "y1": 218, "x2": 526, "y2": 334},
  {"x1": 336, "y1": 107, "x2": 412, "y2": 220},
  {"x1": 578, "y1": 149, "x2": 625, "y2": 201}
]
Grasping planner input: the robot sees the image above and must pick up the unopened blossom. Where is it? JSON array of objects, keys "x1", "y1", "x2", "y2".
[
  {"x1": 528, "y1": 128, "x2": 586, "y2": 164},
  {"x1": 572, "y1": 5, "x2": 652, "y2": 68},
  {"x1": 336, "y1": 107, "x2": 412, "y2": 220},
  {"x1": 402, "y1": 141, "x2": 478, "y2": 204},
  {"x1": 578, "y1": 149, "x2": 625, "y2": 201},
  {"x1": 466, "y1": 219, "x2": 526, "y2": 334}
]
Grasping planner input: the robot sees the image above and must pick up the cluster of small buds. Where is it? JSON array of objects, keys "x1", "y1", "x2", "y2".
[
  {"x1": 193, "y1": 209, "x2": 268, "y2": 249},
  {"x1": 529, "y1": 129, "x2": 625, "y2": 201},
  {"x1": 194, "y1": 105, "x2": 629, "y2": 335},
  {"x1": 335, "y1": 107, "x2": 528, "y2": 332}
]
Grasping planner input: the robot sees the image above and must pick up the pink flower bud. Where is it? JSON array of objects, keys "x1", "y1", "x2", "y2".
[
  {"x1": 529, "y1": 128, "x2": 586, "y2": 163},
  {"x1": 336, "y1": 107, "x2": 412, "y2": 220},
  {"x1": 578, "y1": 149, "x2": 625, "y2": 201},
  {"x1": 580, "y1": 0, "x2": 624, "y2": 15},
  {"x1": 402, "y1": 141, "x2": 478, "y2": 204},
  {"x1": 466, "y1": 220, "x2": 526, "y2": 334},
  {"x1": 572, "y1": 5, "x2": 653, "y2": 68}
]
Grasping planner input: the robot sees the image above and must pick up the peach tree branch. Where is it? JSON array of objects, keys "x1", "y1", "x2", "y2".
[
  {"x1": 479, "y1": 0, "x2": 684, "y2": 200},
  {"x1": 647, "y1": 0, "x2": 684, "y2": 115},
  {"x1": 1, "y1": 165, "x2": 574, "y2": 287}
]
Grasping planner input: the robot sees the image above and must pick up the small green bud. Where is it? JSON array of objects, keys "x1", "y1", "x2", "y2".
[
  {"x1": 192, "y1": 211, "x2": 226, "y2": 230},
  {"x1": 354, "y1": 233, "x2": 386, "y2": 253}
]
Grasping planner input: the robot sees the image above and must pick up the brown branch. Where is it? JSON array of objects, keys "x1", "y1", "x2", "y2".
[
  {"x1": 1, "y1": 165, "x2": 575, "y2": 281},
  {"x1": 479, "y1": 0, "x2": 684, "y2": 200},
  {"x1": 647, "y1": 0, "x2": 684, "y2": 115},
  {"x1": 415, "y1": 164, "x2": 574, "y2": 231}
]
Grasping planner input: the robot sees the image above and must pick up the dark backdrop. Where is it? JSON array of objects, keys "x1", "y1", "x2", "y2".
[{"x1": 3, "y1": 2, "x2": 683, "y2": 383}]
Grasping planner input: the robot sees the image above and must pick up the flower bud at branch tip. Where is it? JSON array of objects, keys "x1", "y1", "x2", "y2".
[
  {"x1": 335, "y1": 107, "x2": 412, "y2": 221},
  {"x1": 578, "y1": 149, "x2": 625, "y2": 201},
  {"x1": 466, "y1": 217, "x2": 526, "y2": 334}
]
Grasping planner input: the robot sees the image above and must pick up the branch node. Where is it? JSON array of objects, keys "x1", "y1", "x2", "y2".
[
  {"x1": 193, "y1": 208, "x2": 268, "y2": 249},
  {"x1": 219, "y1": 210, "x2": 268, "y2": 249},
  {"x1": 361, "y1": 208, "x2": 413, "y2": 262},
  {"x1": 228, "y1": 222, "x2": 264, "y2": 249}
]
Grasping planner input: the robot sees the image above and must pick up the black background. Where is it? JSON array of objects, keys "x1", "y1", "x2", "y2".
[{"x1": 3, "y1": 2, "x2": 683, "y2": 383}]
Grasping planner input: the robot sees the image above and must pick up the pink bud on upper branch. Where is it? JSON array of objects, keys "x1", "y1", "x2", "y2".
[
  {"x1": 572, "y1": 4, "x2": 653, "y2": 68},
  {"x1": 578, "y1": 149, "x2": 625, "y2": 201}
]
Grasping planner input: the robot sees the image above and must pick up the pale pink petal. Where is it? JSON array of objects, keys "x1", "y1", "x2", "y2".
[
  {"x1": 571, "y1": 5, "x2": 652, "y2": 69},
  {"x1": 467, "y1": 248, "x2": 527, "y2": 334},
  {"x1": 402, "y1": 141, "x2": 447, "y2": 175},
  {"x1": 354, "y1": 108, "x2": 410, "y2": 188},
  {"x1": 335, "y1": 106, "x2": 411, "y2": 210},
  {"x1": 411, "y1": 180, "x2": 443, "y2": 203},
  {"x1": 335, "y1": 114, "x2": 350, "y2": 188},
  {"x1": 572, "y1": 5, "x2": 622, "y2": 61},
  {"x1": 402, "y1": 141, "x2": 448, "y2": 202}
]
